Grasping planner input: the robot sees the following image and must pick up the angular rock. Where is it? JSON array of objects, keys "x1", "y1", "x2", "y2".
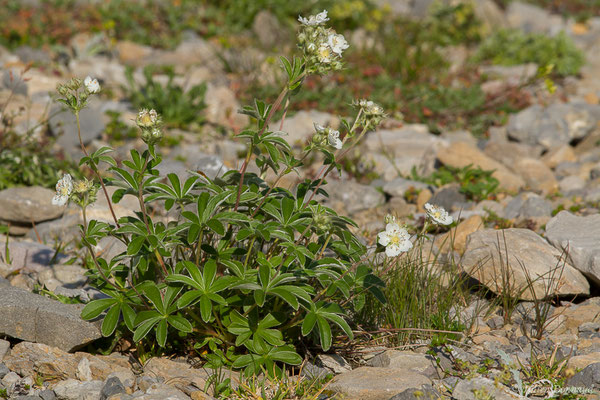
[
  {"x1": 0, "y1": 287, "x2": 101, "y2": 351},
  {"x1": 4, "y1": 342, "x2": 131, "y2": 381},
  {"x1": 203, "y1": 84, "x2": 247, "y2": 131},
  {"x1": 53, "y1": 379, "x2": 103, "y2": 400},
  {"x1": 100, "y1": 376, "x2": 126, "y2": 400},
  {"x1": 0, "y1": 187, "x2": 64, "y2": 224},
  {"x1": 515, "y1": 158, "x2": 558, "y2": 194},
  {"x1": 461, "y1": 229, "x2": 590, "y2": 300},
  {"x1": 545, "y1": 211, "x2": 600, "y2": 285},
  {"x1": 329, "y1": 367, "x2": 431, "y2": 400},
  {"x1": 507, "y1": 104, "x2": 595, "y2": 150},
  {"x1": 318, "y1": 179, "x2": 385, "y2": 214},
  {"x1": 503, "y1": 193, "x2": 553, "y2": 220},
  {"x1": 436, "y1": 142, "x2": 525, "y2": 192},
  {"x1": 142, "y1": 358, "x2": 215, "y2": 390},
  {"x1": 381, "y1": 178, "x2": 429, "y2": 199},
  {"x1": 276, "y1": 110, "x2": 339, "y2": 147},
  {"x1": 366, "y1": 351, "x2": 438, "y2": 379},
  {"x1": 435, "y1": 214, "x2": 484, "y2": 255},
  {"x1": 428, "y1": 184, "x2": 467, "y2": 212},
  {"x1": 49, "y1": 102, "x2": 106, "y2": 155},
  {"x1": 317, "y1": 354, "x2": 351, "y2": 374},
  {"x1": 567, "y1": 362, "x2": 600, "y2": 391},
  {"x1": 387, "y1": 384, "x2": 441, "y2": 400},
  {"x1": 541, "y1": 145, "x2": 577, "y2": 169},
  {"x1": 365, "y1": 125, "x2": 447, "y2": 180},
  {"x1": 452, "y1": 377, "x2": 519, "y2": 400}
]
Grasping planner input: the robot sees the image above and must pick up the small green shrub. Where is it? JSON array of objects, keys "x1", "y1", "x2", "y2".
[
  {"x1": 125, "y1": 65, "x2": 207, "y2": 129},
  {"x1": 55, "y1": 15, "x2": 386, "y2": 379},
  {"x1": 473, "y1": 29, "x2": 584, "y2": 77},
  {"x1": 427, "y1": 1, "x2": 483, "y2": 46},
  {"x1": 411, "y1": 164, "x2": 499, "y2": 201}
]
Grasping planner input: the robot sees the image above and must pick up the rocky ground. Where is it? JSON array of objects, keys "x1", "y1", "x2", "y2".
[{"x1": 3, "y1": 0, "x2": 600, "y2": 399}]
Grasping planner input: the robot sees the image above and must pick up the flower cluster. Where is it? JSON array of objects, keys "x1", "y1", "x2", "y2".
[
  {"x1": 136, "y1": 109, "x2": 163, "y2": 145},
  {"x1": 52, "y1": 173, "x2": 73, "y2": 206},
  {"x1": 311, "y1": 123, "x2": 342, "y2": 150},
  {"x1": 356, "y1": 99, "x2": 386, "y2": 129},
  {"x1": 424, "y1": 203, "x2": 453, "y2": 225},
  {"x1": 297, "y1": 10, "x2": 349, "y2": 74},
  {"x1": 52, "y1": 173, "x2": 98, "y2": 208},
  {"x1": 56, "y1": 76, "x2": 101, "y2": 112}
]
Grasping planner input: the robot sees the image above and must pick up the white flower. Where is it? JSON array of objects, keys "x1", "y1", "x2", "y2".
[
  {"x1": 424, "y1": 203, "x2": 453, "y2": 225},
  {"x1": 359, "y1": 99, "x2": 384, "y2": 115},
  {"x1": 314, "y1": 123, "x2": 326, "y2": 133},
  {"x1": 317, "y1": 43, "x2": 332, "y2": 63},
  {"x1": 328, "y1": 129, "x2": 342, "y2": 149},
  {"x1": 52, "y1": 173, "x2": 73, "y2": 206},
  {"x1": 328, "y1": 33, "x2": 349, "y2": 56},
  {"x1": 84, "y1": 76, "x2": 100, "y2": 93},
  {"x1": 378, "y1": 222, "x2": 413, "y2": 257},
  {"x1": 298, "y1": 10, "x2": 329, "y2": 26}
]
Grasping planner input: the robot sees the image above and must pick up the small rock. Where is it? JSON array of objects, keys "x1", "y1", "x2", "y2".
[
  {"x1": 461, "y1": 228, "x2": 590, "y2": 300},
  {"x1": 366, "y1": 351, "x2": 438, "y2": 379},
  {"x1": 428, "y1": 184, "x2": 467, "y2": 212},
  {"x1": 2, "y1": 371, "x2": 20, "y2": 387},
  {"x1": 53, "y1": 379, "x2": 103, "y2": 400},
  {"x1": 300, "y1": 361, "x2": 330, "y2": 380},
  {"x1": 387, "y1": 384, "x2": 441, "y2": 400},
  {"x1": 567, "y1": 362, "x2": 600, "y2": 390},
  {"x1": 76, "y1": 357, "x2": 93, "y2": 382},
  {"x1": 382, "y1": 178, "x2": 429, "y2": 199},
  {"x1": 317, "y1": 354, "x2": 351, "y2": 374},
  {"x1": 203, "y1": 84, "x2": 247, "y2": 131},
  {"x1": 318, "y1": 179, "x2": 385, "y2": 215},
  {"x1": 0, "y1": 363, "x2": 9, "y2": 379},
  {"x1": 545, "y1": 211, "x2": 600, "y2": 285},
  {"x1": 515, "y1": 158, "x2": 558, "y2": 194},
  {"x1": 435, "y1": 214, "x2": 484, "y2": 255},
  {"x1": 100, "y1": 376, "x2": 126, "y2": 400},
  {"x1": 39, "y1": 390, "x2": 56, "y2": 400},
  {"x1": 276, "y1": 110, "x2": 339, "y2": 147},
  {"x1": 503, "y1": 193, "x2": 553, "y2": 219},
  {"x1": 329, "y1": 368, "x2": 431, "y2": 400},
  {"x1": 541, "y1": 145, "x2": 577, "y2": 169},
  {"x1": 0, "y1": 187, "x2": 64, "y2": 224},
  {"x1": 0, "y1": 287, "x2": 101, "y2": 351},
  {"x1": 452, "y1": 376, "x2": 519, "y2": 400}
]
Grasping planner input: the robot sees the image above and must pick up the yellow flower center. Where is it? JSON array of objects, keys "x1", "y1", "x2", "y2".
[
  {"x1": 319, "y1": 47, "x2": 331, "y2": 60},
  {"x1": 140, "y1": 114, "x2": 153, "y2": 125},
  {"x1": 434, "y1": 211, "x2": 442, "y2": 219},
  {"x1": 390, "y1": 234, "x2": 401, "y2": 245},
  {"x1": 59, "y1": 186, "x2": 70, "y2": 196}
]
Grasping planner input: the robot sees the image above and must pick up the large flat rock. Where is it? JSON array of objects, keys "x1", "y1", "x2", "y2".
[
  {"x1": 329, "y1": 367, "x2": 431, "y2": 400},
  {"x1": 0, "y1": 186, "x2": 64, "y2": 224},
  {"x1": 461, "y1": 228, "x2": 590, "y2": 300},
  {"x1": 0, "y1": 287, "x2": 101, "y2": 352},
  {"x1": 545, "y1": 211, "x2": 600, "y2": 285}
]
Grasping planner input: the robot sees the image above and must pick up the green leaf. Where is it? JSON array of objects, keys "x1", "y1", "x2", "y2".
[
  {"x1": 156, "y1": 319, "x2": 168, "y2": 347},
  {"x1": 101, "y1": 305, "x2": 121, "y2": 336},
  {"x1": 81, "y1": 298, "x2": 117, "y2": 320},
  {"x1": 317, "y1": 316, "x2": 332, "y2": 351},
  {"x1": 133, "y1": 317, "x2": 161, "y2": 342},
  {"x1": 206, "y1": 219, "x2": 225, "y2": 236},
  {"x1": 121, "y1": 303, "x2": 136, "y2": 331},
  {"x1": 253, "y1": 289, "x2": 265, "y2": 307},
  {"x1": 301, "y1": 312, "x2": 317, "y2": 337},
  {"x1": 127, "y1": 236, "x2": 146, "y2": 256},
  {"x1": 270, "y1": 346, "x2": 302, "y2": 365},
  {"x1": 168, "y1": 315, "x2": 193, "y2": 333},
  {"x1": 199, "y1": 295, "x2": 213, "y2": 322},
  {"x1": 143, "y1": 284, "x2": 165, "y2": 314}
]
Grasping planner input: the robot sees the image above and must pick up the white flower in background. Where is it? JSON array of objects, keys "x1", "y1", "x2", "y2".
[
  {"x1": 317, "y1": 43, "x2": 332, "y2": 63},
  {"x1": 137, "y1": 108, "x2": 160, "y2": 128},
  {"x1": 359, "y1": 99, "x2": 384, "y2": 116},
  {"x1": 328, "y1": 129, "x2": 342, "y2": 149},
  {"x1": 298, "y1": 10, "x2": 329, "y2": 26},
  {"x1": 52, "y1": 173, "x2": 73, "y2": 206},
  {"x1": 314, "y1": 123, "x2": 326, "y2": 133},
  {"x1": 424, "y1": 203, "x2": 453, "y2": 225},
  {"x1": 84, "y1": 76, "x2": 100, "y2": 93},
  {"x1": 378, "y1": 222, "x2": 412, "y2": 257},
  {"x1": 328, "y1": 33, "x2": 349, "y2": 56}
]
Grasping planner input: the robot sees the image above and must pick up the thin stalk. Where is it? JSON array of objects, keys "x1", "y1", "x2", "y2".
[{"x1": 75, "y1": 111, "x2": 120, "y2": 228}]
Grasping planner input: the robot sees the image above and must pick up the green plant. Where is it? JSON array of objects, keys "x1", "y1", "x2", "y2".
[
  {"x1": 473, "y1": 29, "x2": 585, "y2": 77},
  {"x1": 427, "y1": 1, "x2": 483, "y2": 46},
  {"x1": 125, "y1": 65, "x2": 207, "y2": 129},
  {"x1": 357, "y1": 218, "x2": 471, "y2": 346},
  {"x1": 103, "y1": 111, "x2": 138, "y2": 147},
  {"x1": 411, "y1": 164, "x2": 499, "y2": 201},
  {"x1": 0, "y1": 388, "x2": 7, "y2": 399},
  {"x1": 55, "y1": 16, "x2": 386, "y2": 379}
]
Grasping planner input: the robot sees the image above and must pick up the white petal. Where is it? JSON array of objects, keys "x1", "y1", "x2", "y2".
[
  {"x1": 424, "y1": 203, "x2": 434, "y2": 212},
  {"x1": 386, "y1": 222, "x2": 400, "y2": 234},
  {"x1": 378, "y1": 232, "x2": 390, "y2": 246},
  {"x1": 385, "y1": 244, "x2": 402, "y2": 257},
  {"x1": 52, "y1": 195, "x2": 66, "y2": 206},
  {"x1": 398, "y1": 239, "x2": 413, "y2": 252}
]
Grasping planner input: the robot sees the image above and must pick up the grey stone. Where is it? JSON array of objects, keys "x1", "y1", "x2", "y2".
[
  {"x1": 452, "y1": 377, "x2": 519, "y2": 400},
  {"x1": 507, "y1": 104, "x2": 596, "y2": 150},
  {"x1": 506, "y1": 1, "x2": 564, "y2": 35},
  {"x1": 2, "y1": 68, "x2": 27, "y2": 95},
  {"x1": 329, "y1": 367, "x2": 432, "y2": 400},
  {"x1": 194, "y1": 155, "x2": 229, "y2": 180},
  {"x1": 428, "y1": 185, "x2": 467, "y2": 212},
  {"x1": 0, "y1": 286, "x2": 101, "y2": 352},
  {"x1": 15, "y1": 46, "x2": 51, "y2": 64},
  {"x1": 0, "y1": 187, "x2": 65, "y2": 224},
  {"x1": 0, "y1": 339, "x2": 10, "y2": 361},
  {"x1": 0, "y1": 240, "x2": 68, "y2": 274},
  {"x1": 53, "y1": 379, "x2": 103, "y2": 400},
  {"x1": 14, "y1": 396, "x2": 42, "y2": 400},
  {"x1": 366, "y1": 351, "x2": 438, "y2": 379},
  {"x1": 49, "y1": 102, "x2": 106, "y2": 154},
  {"x1": 317, "y1": 354, "x2": 351, "y2": 374},
  {"x1": 387, "y1": 384, "x2": 440, "y2": 400},
  {"x1": 545, "y1": 211, "x2": 600, "y2": 285},
  {"x1": 317, "y1": 179, "x2": 385, "y2": 214},
  {"x1": 276, "y1": 110, "x2": 339, "y2": 147},
  {"x1": 503, "y1": 193, "x2": 553, "y2": 219},
  {"x1": 567, "y1": 362, "x2": 600, "y2": 390},
  {"x1": 2, "y1": 371, "x2": 20, "y2": 387},
  {"x1": 382, "y1": 178, "x2": 429, "y2": 198},
  {"x1": 39, "y1": 390, "x2": 57, "y2": 400},
  {"x1": 300, "y1": 361, "x2": 330, "y2": 380},
  {"x1": 252, "y1": 11, "x2": 287, "y2": 49},
  {"x1": 461, "y1": 228, "x2": 590, "y2": 300},
  {"x1": 0, "y1": 363, "x2": 9, "y2": 379},
  {"x1": 100, "y1": 377, "x2": 126, "y2": 400},
  {"x1": 25, "y1": 214, "x2": 82, "y2": 246}
]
